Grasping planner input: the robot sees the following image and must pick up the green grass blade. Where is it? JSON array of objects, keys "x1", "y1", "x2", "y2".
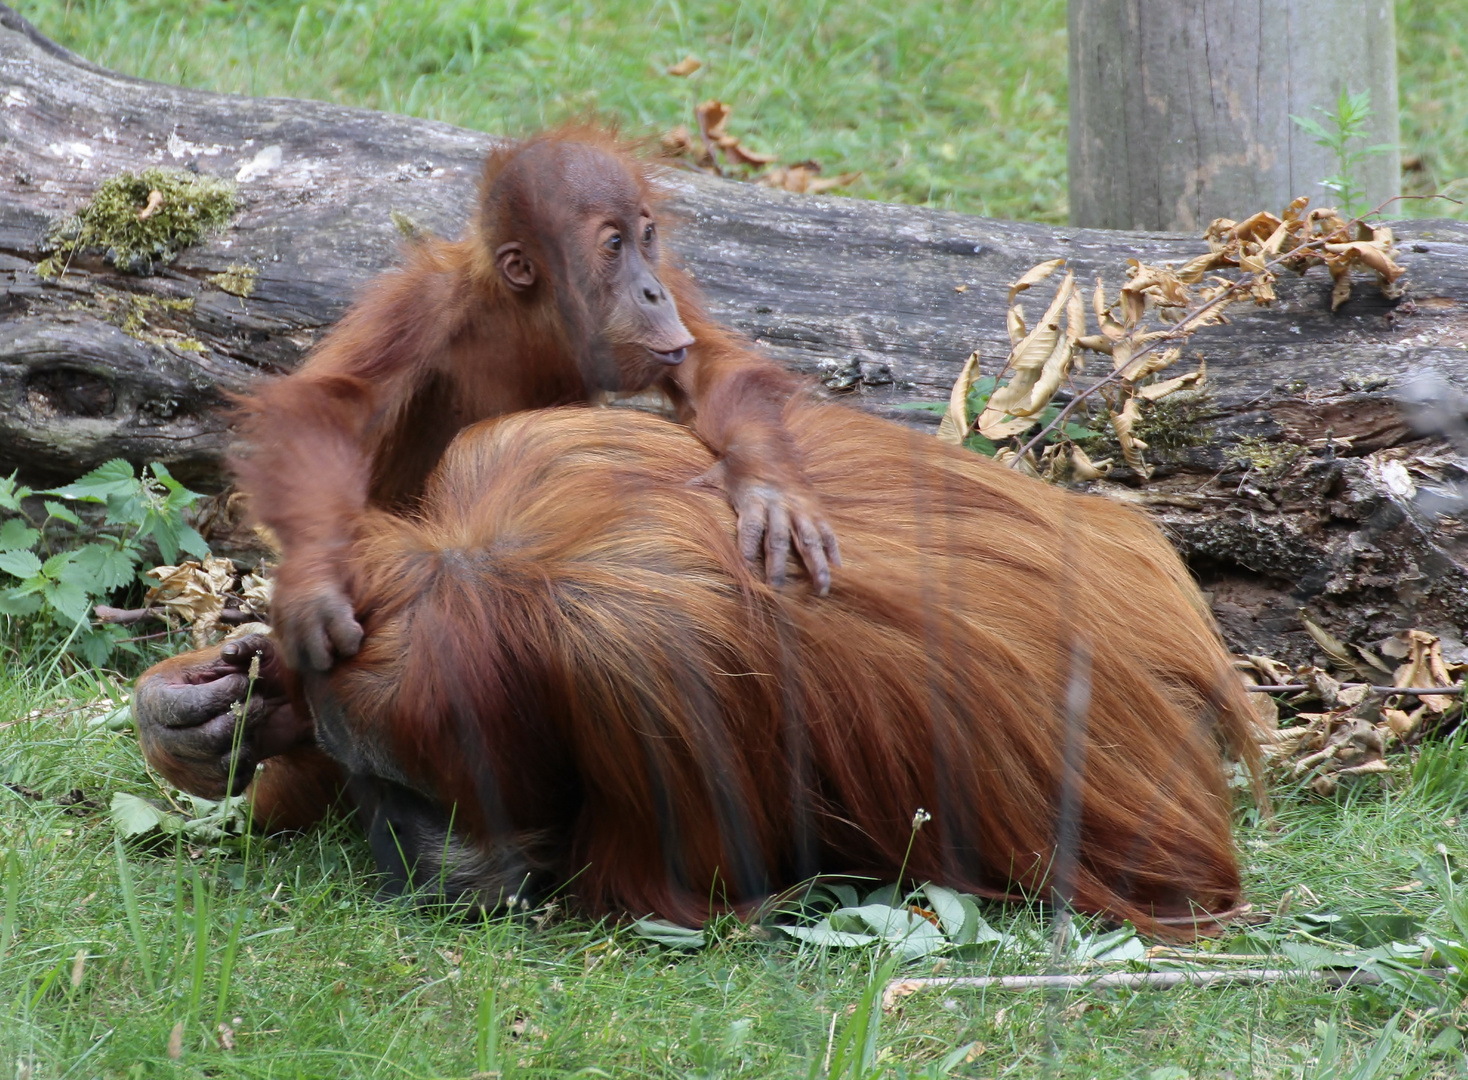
[{"x1": 112, "y1": 835, "x2": 155, "y2": 990}]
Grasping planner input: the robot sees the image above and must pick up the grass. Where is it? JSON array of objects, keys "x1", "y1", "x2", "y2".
[
  {"x1": 18, "y1": 0, "x2": 1468, "y2": 222},
  {"x1": 4, "y1": 642, "x2": 1468, "y2": 1078},
  {"x1": 6, "y1": 2, "x2": 1468, "y2": 1075}
]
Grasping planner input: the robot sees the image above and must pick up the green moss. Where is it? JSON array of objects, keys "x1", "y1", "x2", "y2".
[
  {"x1": 206, "y1": 262, "x2": 258, "y2": 297},
  {"x1": 41, "y1": 167, "x2": 240, "y2": 276},
  {"x1": 390, "y1": 208, "x2": 421, "y2": 239},
  {"x1": 1229, "y1": 435, "x2": 1305, "y2": 477},
  {"x1": 74, "y1": 288, "x2": 204, "y2": 350},
  {"x1": 1132, "y1": 387, "x2": 1216, "y2": 452}
]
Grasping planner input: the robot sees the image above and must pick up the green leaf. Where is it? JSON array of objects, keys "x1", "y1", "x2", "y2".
[
  {"x1": 628, "y1": 917, "x2": 706, "y2": 950},
  {"x1": 177, "y1": 524, "x2": 210, "y2": 560},
  {"x1": 0, "y1": 589, "x2": 43, "y2": 617},
  {"x1": 46, "y1": 459, "x2": 137, "y2": 503},
  {"x1": 0, "y1": 519, "x2": 39, "y2": 553},
  {"x1": 43, "y1": 500, "x2": 81, "y2": 526},
  {"x1": 0, "y1": 549, "x2": 43, "y2": 580},
  {"x1": 102, "y1": 490, "x2": 145, "y2": 530},
  {"x1": 921, "y1": 884, "x2": 968, "y2": 938},
  {"x1": 962, "y1": 433, "x2": 997, "y2": 456},
  {"x1": 1280, "y1": 940, "x2": 1363, "y2": 970},
  {"x1": 1072, "y1": 926, "x2": 1144, "y2": 962},
  {"x1": 1326, "y1": 912, "x2": 1421, "y2": 948},
  {"x1": 956, "y1": 895, "x2": 1000, "y2": 946},
  {"x1": 56, "y1": 553, "x2": 102, "y2": 593},
  {"x1": 73, "y1": 626, "x2": 117, "y2": 668},
  {"x1": 1290, "y1": 113, "x2": 1331, "y2": 142},
  {"x1": 861, "y1": 883, "x2": 907, "y2": 907},
  {"x1": 150, "y1": 462, "x2": 203, "y2": 512},
  {"x1": 1428, "y1": 1026, "x2": 1462, "y2": 1054},
  {"x1": 138, "y1": 515, "x2": 182, "y2": 565},
  {"x1": 110, "y1": 792, "x2": 176, "y2": 839},
  {"x1": 779, "y1": 920, "x2": 877, "y2": 948},
  {"x1": 41, "y1": 550, "x2": 75, "y2": 580},
  {"x1": 44, "y1": 579, "x2": 91, "y2": 625},
  {"x1": 72, "y1": 543, "x2": 139, "y2": 593},
  {"x1": 833, "y1": 904, "x2": 948, "y2": 960},
  {"x1": 0, "y1": 473, "x2": 33, "y2": 512}
]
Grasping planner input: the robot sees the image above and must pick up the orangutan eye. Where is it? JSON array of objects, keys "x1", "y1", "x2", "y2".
[
  {"x1": 604, "y1": 232, "x2": 622, "y2": 252},
  {"x1": 642, "y1": 222, "x2": 655, "y2": 243}
]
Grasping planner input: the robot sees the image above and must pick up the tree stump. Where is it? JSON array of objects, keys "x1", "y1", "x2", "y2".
[
  {"x1": 1, "y1": 4, "x2": 1467, "y2": 664},
  {"x1": 1068, "y1": 0, "x2": 1401, "y2": 231}
]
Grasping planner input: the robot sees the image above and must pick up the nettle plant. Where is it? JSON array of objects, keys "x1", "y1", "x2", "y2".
[{"x1": 0, "y1": 460, "x2": 210, "y2": 666}]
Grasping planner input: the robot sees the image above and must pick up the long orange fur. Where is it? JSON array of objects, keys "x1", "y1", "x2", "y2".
[{"x1": 289, "y1": 400, "x2": 1262, "y2": 938}]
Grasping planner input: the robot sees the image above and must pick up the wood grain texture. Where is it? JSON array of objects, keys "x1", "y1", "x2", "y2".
[{"x1": 1069, "y1": 0, "x2": 1400, "y2": 231}]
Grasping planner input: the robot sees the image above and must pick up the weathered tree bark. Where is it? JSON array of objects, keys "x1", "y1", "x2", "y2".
[
  {"x1": 1069, "y1": 0, "x2": 1400, "y2": 231},
  {"x1": 1, "y1": 5, "x2": 1466, "y2": 664}
]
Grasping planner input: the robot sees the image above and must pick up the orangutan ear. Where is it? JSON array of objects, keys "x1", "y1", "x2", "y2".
[{"x1": 495, "y1": 242, "x2": 535, "y2": 291}]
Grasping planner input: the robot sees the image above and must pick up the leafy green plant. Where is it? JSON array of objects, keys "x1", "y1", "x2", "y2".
[
  {"x1": 898, "y1": 375, "x2": 1097, "y2": 459},
  {"x1": 779, "y1": 882, "x2": 1000, "y2": 961},
  {"x1": 1291, "y1": 88, "x2": 1396, "y2": 218},
  {"x1": 0, "y1": 460, "x2": 210, "y2": 665}
]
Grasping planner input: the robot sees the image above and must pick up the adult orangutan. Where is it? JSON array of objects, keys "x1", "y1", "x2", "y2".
[
  {"x1": 135, "y1": 400, "x2": 1261, "y2": 939},
  {"x1": 236, "y1": 127, "x2": 839, "y2": 674}
]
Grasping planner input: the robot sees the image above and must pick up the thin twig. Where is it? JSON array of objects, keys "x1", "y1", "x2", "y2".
[
  {"x1": 1245, "y1": 684, "x2": 1465, "y2": 696},
  {"x1": 882, "y1": 967, "x2": 1383, "y2": 1009},
  {"x1": 93, "y1": 604, "x2": 256, "y2": 626}
]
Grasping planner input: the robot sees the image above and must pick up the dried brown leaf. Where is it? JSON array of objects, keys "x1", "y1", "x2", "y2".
[
  {"x1": 757, "y1": 164, "x2": 858, "y2": 193},
  {"x1": 660, "y1": 125, "x2": 694, "y2": 157},
  {"x1": 667, "y1": 56, "x2": 703, "y2": 77},
  {"x1": 1228, "y1": 211, "x2": 1283, "y2": 245},
  {"x1": 1110, "y1": 397, "x2": 1152, "y2": 478},
  {"x1": 1177, "y1": 251, "x2": 1225, "y2": 283},
  {"x1": 1136, "y1": 362, "x2": 1205, "y2": 401},
  {"x1": 1124, "y1": 344, "x2": 1181, "y2": 382},
  {"x1": 1329, "y1": 264, "x2": 1352, "y2": 311},
  {"x1": 720, "y1": 139, "x2": 778, "y2": 166},
  {"x1": 994, "y1": 447, "x2": 1041, "y2": 477},
  {"x1": 695, "y1": 99, "x2": 732, "y2": 141},
  {"x1": 1299, "y1": 609, "x2": 1357, "y2": 673},
  {"x1": 1007, "y1": 258, "x2": 1066, "y2": 306},
  {"x1": 937, "y1": 350, "x2": 980, "y2": 446},
  {"x1": 979, "y1": 272, "x2": 1076, "y2": 429},
  {"x1": 1070, "y1": 445, "x2": 1112, "y2": 481},
  {"x1": 1006, "y1": 304, "x2": 1027, "y2": 346},
  {"x1": 145, "y1": 555, "x2": 239, "y2": 648}
]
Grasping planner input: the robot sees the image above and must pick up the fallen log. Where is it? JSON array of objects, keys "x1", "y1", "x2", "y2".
[{"x1": 1, "y1": 5, "x2": 1467, "y2": 664}]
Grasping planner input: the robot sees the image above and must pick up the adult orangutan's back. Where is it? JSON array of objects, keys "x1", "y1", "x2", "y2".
[{"x1": 324, "y1": 401, "x2": 1260, "y2": 937}]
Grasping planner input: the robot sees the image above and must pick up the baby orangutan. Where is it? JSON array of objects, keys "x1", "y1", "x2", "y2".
[{"x1": 234, "y1": 127, "x2": 839, "y2": 674}]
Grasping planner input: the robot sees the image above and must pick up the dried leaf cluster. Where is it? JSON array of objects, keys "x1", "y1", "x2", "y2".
[
  {"x1": 660, "y1": 101, "x2": 860, "y2": 195},
  {"x1": 1204, "y1": 197, "x2": 1404, "y2": 312},
  {"x1": 144, "y1": 555, "x2": 270, "y2": 648},
  {"x1": 1242, "y1": 626, "x2": 1464, "y2": 795},
  {"x1": 938, "y1": 197, "x2": 1406, "y2": 481}
]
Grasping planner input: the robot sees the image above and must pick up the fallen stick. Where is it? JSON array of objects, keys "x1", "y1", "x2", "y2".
[
  {"x1": 93, "y1": 605, "x2": 256, "y2": 626},
  {"x1": 1245, "y1": 684, "x2": 1463, "y2": 696},
  {"x1": 881, "y1": 967, "x2": 1383, "y2": 1009}
]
